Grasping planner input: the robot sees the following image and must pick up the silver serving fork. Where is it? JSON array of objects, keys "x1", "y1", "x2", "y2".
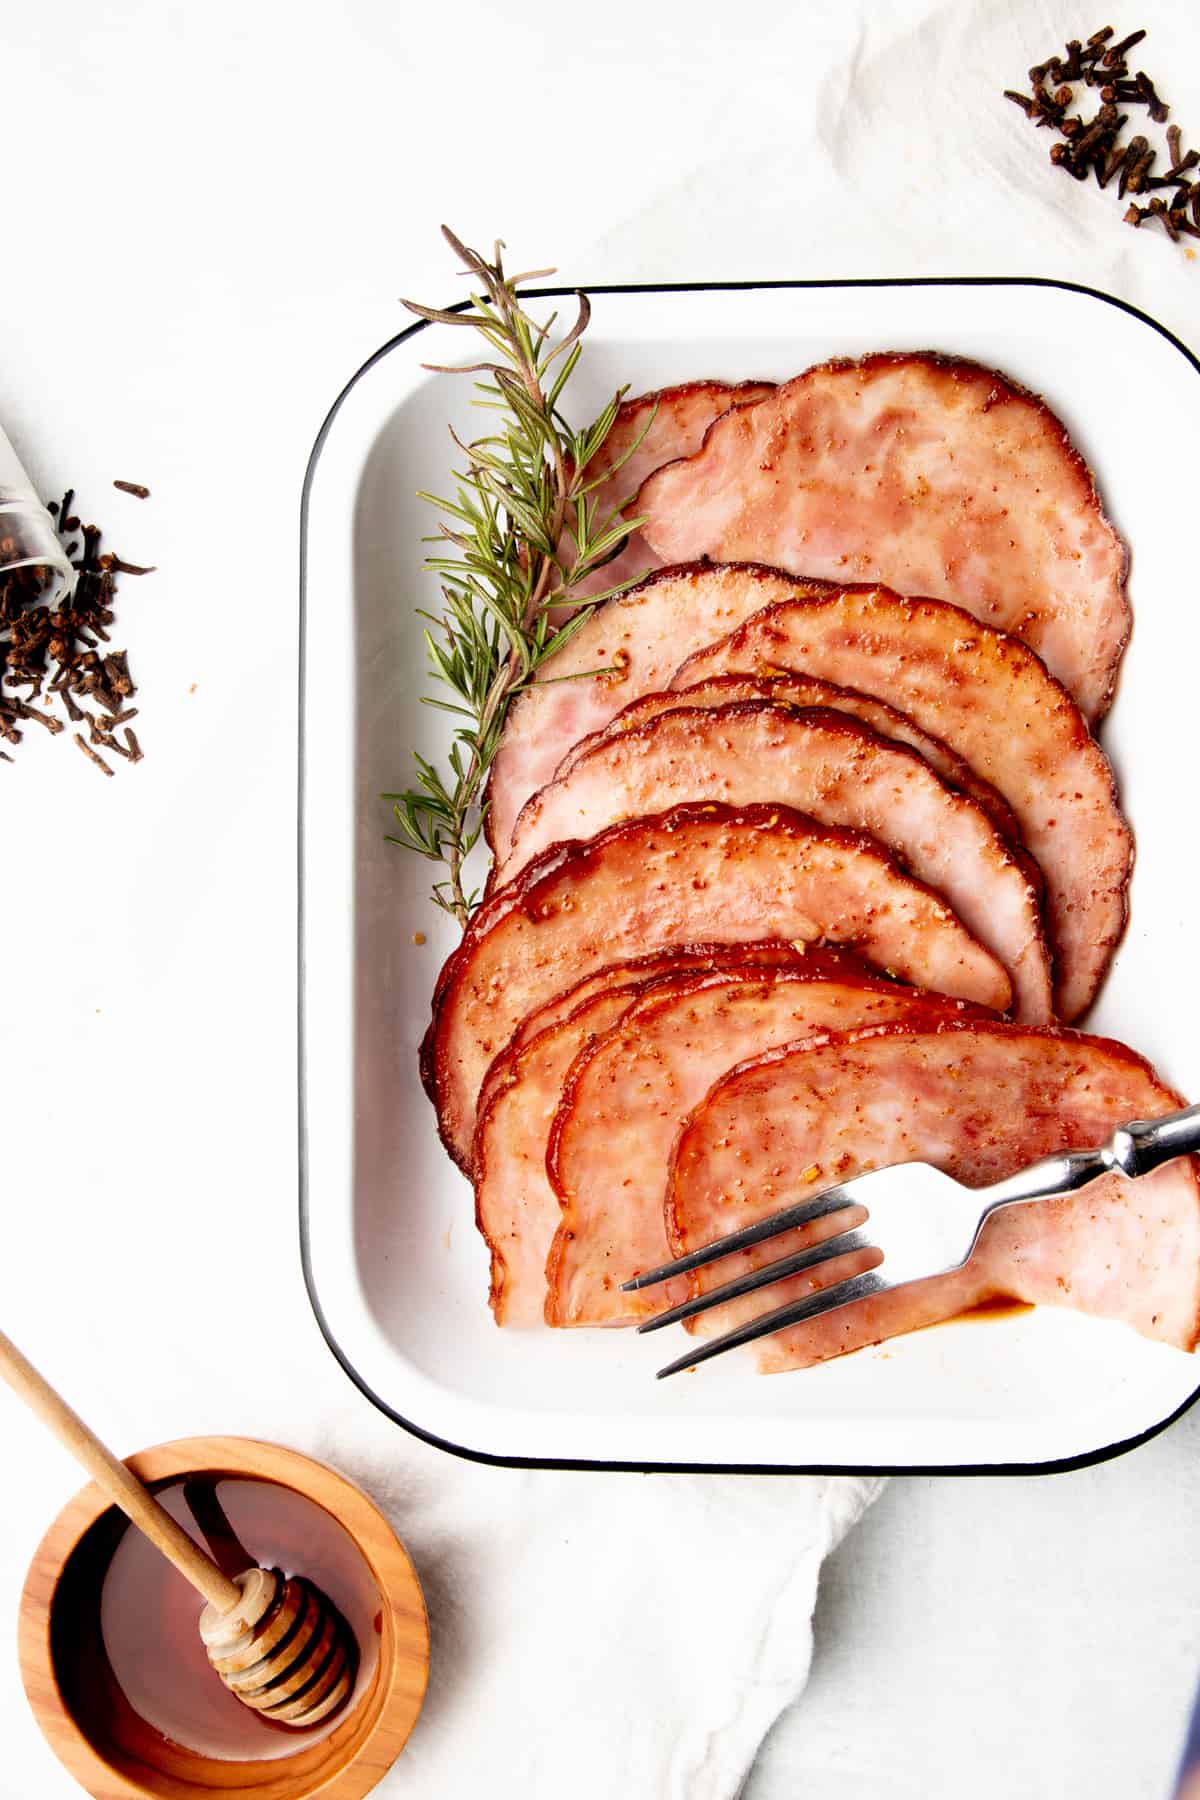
[{"x1": 623, "y1": 1103, "x2": 1200, "y2": 1379}]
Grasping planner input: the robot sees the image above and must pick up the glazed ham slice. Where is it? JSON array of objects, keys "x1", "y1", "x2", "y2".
[
  {"x1": 475, "y1": 948, "x2": 814, "y2": 1326},
  {"x1": 553, "y1": 670, "x2": 1023, "y2": 848},
  {"x1": 668, "y1": 1022, "x2": 1200, "y2": 1371},
  {"x1": 423, "y1": 803, "x2": 1013, "y2": 1169},
  {"x1": 478, "y1": 983, "x2": 648, "y2": 1328},
  {"x1": 498, "y1": 703, "x2": 1052, "y2": 1022},
  {"x1": 476, "y1": 941, "x2": 804, "y2": 1122},
  {"x1": 637, "y1": 353, "x2": 1130, "y2": 721},
  {"x1": 545, "y1": 969, "x2": 987, "y2": 1326},
  {"x1": 484, "y1": 563, "x2": 823, "y2": 852},
  {"x1": 568, "y1": 380, "x2": 773, "y2": 603},
  {"x1": 673, "y1": 586, "x2": 1132, "y2": 1021}
]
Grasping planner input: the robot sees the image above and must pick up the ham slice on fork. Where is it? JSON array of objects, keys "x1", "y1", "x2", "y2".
[{"x1": 667, "y1": 1022, "x2": 1200, "y2": 1372}]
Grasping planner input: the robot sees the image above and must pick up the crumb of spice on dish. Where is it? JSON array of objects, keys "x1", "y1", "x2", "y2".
[
  {"x1": 1005, "y1": 25, "x2": 1200, "y2": 246},
  {"x1": 0, "y1": 489, "x2": 154, "y2": 769}
]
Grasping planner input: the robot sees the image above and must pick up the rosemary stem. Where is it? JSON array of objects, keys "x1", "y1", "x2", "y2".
[{"x1": 389, "y1": 228, "x2": 642, "y2": 928}]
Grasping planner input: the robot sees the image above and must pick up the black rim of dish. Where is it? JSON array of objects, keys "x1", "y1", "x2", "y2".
[{"x1": 299, "y1": 274, "x2": 1200, "y2": 1475}]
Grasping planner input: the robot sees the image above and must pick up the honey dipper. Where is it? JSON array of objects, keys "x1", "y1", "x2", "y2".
[{"x1": 0, "y1": 1328, "x2": 356, "y2": 1727}]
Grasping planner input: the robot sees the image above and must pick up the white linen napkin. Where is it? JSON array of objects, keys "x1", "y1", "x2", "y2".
[{"x1": 311, "y1": 1430, "x2": 883, "y2": 1800}]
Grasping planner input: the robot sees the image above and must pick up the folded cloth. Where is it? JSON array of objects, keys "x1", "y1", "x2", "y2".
[{"x1": 315, "y1": 1431, "x2": 883, "y2": 1800}]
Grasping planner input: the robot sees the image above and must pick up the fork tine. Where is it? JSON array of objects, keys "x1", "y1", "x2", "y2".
[
  {"x1": 620, "y1": 1185, "x2": 860, "y2": 1292},
  {"x1": 655, "y1": 1271, "x2": 889, "y2": 1379},
  {"x1": 637, "y1": 1229, "x2": 876, "y2": 1334}
]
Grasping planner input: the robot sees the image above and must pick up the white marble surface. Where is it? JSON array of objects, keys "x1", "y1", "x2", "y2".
[{"x1": 3, "y1": 1, "x2": 1200, "y2": 1795}]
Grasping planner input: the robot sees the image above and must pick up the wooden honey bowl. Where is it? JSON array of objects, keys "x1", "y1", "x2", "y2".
[{"x1": 18, "y1": 1437, "x2": 429, "y2": 1799}]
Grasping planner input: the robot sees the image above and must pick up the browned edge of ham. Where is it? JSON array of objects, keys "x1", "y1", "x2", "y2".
[
  {"x1": 474, "y1": 975, "x2": 668, "y2": 1326},
  {"x1": 554, "y1": 379, "x2": 778, "y2": 613},
  {"x1": 496, "y1": 699, "x2": 1053, "y2": 1022},
  {"x1": 552, "y1": 669, "x2": 1025, "y2": 851},
  {"x1": 474, "y1": 941, "x2": 806, "y2": 1125},
  {"x1": 636, "y1": 351, "x2": 1130, "y2": 722},
  {"x1": 669, "y1": 581, "x2": 1133, "y2": 1021},
  {"x1": 543, "y1": 969, "x2": 990, "y2": 1328},
  {"x1": 582, "y1": 379, "x2": 776, "y2": 513},
  {"x1": 423, "y1": 801, "x2": 1014, "y2": 1171},
  {"x1": 474, "y1": 947, "x2": 820, "y2": 1326},
  {"x1": 482, "y1": 561, "x2": 836, "y2": 853}
]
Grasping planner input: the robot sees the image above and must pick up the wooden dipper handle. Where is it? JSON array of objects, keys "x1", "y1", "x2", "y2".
[{"x1": 0, "y1": 1328, "x2": 242, "y2": 1614}]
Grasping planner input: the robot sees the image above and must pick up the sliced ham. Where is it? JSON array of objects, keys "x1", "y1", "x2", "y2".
[
  {"x1": 672, "y1": 585, "x2": 1131, "y2": 1021},
  {"x1": 553, "y1": 670, "x2": 1023, "y2": 848},
  {"x1": 498, "y1": 702, "x2": 1052, "y2": 1022},
  {"x1": 637, "y1": 352, "x2": 1130, "y2": 720},
  {"x1": 545, "y1": 970, "x2": 987, "y2": 1326},
  {"x1": 476, "y1": 948, "x2": 816, "y2": 1326},
  {"x1": 476, "y1": 941, "x2": 804, "y2": 1121},
  {"x1": 478, "y1": 983, "x2": 648, "y2": 1328},
  {"x1": 567, "y1": 380, "x2": 773, "y2": 603},
  {"x1": 423, "y1": 803, "x2": 1013, "y2": 1169},
  {"x1": 667, "y1": 1022, "x2": 1200, "y2": 1371},
  {"x1": 484, "y1": 563, "x2": 824, "y2": 851}
]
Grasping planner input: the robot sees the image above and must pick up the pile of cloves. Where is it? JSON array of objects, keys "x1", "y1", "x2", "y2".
[
  {"x1": 1, "y1": 486, "x2": 153, "y2": 774},
  {"x1": 1005, "y1": 26, "x2": 1200, "y2": 244}
]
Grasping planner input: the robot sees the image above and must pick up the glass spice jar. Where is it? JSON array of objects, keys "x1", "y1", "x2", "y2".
[{"x1": 0, "y1": 420, "x2": 75, "y2": 604}]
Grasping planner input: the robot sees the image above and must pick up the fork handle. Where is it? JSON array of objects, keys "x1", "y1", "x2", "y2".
[
  {"x1": 1115, "y1": 1105, "x2": 1200, "y2": 1177},
  {"x1": 978, "y1": 1102, "x2": 1200, "y2": 1223}
]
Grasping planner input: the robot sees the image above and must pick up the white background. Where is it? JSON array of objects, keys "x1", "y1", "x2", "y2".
[{"x1": 3, "y1": 1, "x2": 1200, "y2": 1795}]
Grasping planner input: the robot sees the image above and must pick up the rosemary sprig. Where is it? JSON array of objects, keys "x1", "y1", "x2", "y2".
[{"x1": 383, "y1": 227, "x2": 650, "y2": 928}]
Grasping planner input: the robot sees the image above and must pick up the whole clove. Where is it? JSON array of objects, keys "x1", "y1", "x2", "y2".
[
  {"x1": 1119, "y1": 134, "x2": 1150, "y2": 197},
  {"x1": 1097, "y1": 142, "x2": 1127, "y2": 188},
  {"x1": 1134, "y1": 70, "x2": 1168, "y2": 123},
  {"x1": 1103, "y1": 29, "x2": 1147, "y2": 66},
  {"x1": 1163, "y1": 150, "x2": 1199, "y2": 182},
  {"x1": 98, "y1": 553, "x2": 156, "y2": 576},
  {"x1": 113, "y1": 479, "x2": 150, "y2": 499},
  {"x1": 73, "y1": 732, "x2": 114, "y2": 777},
  {"x1": 1059, "y1": 40, "x2": 1085, "y2": 81}
]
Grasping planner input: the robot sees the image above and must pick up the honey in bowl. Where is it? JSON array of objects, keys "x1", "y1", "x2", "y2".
[{"x1": 99, "y1": 1478, "x2": 381, "y2": 1761}]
